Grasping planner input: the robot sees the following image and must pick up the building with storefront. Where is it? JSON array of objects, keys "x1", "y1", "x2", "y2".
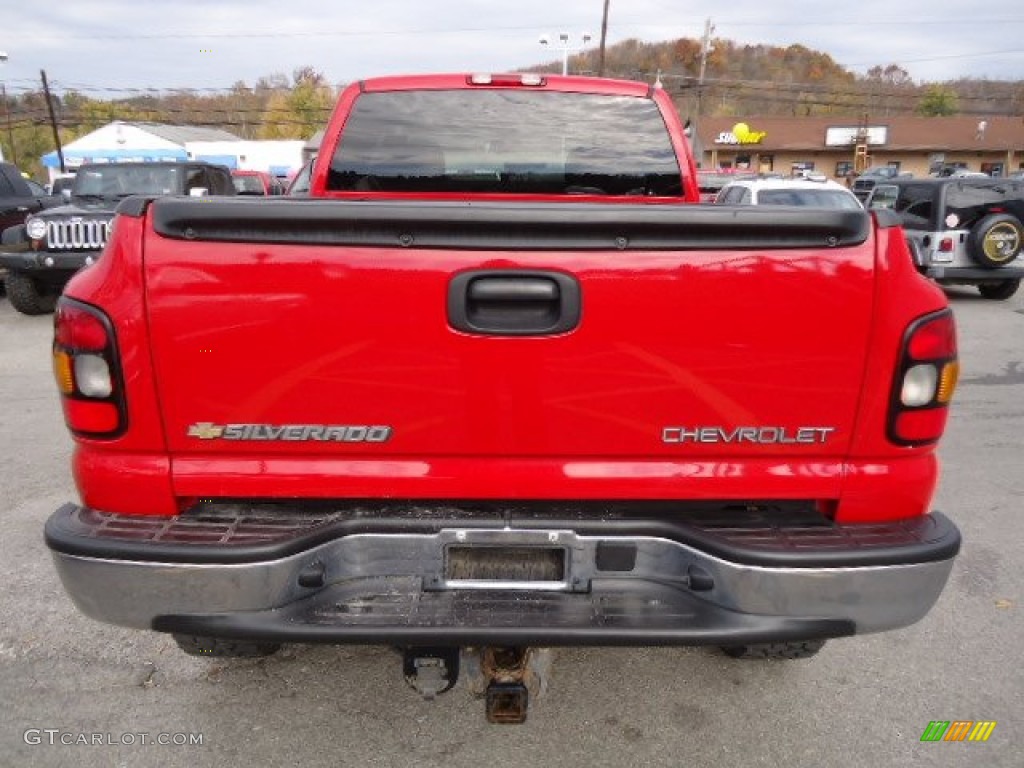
[{"x1": 695, "y1": 115, "x2": 1024, "y2": 180}]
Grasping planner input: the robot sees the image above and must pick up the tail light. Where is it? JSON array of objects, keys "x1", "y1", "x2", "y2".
[
  {"x1": 888, "y1": 309, "x2": 958, "y2": 446},
  {"x1": 467, "y1": 74, "x2": 547, "y2": 87},
  {"x1": 938, "y1": 237, "x2": 955, "y2": 252},
  {"x1": 52, "y1": 298, "x2": 127, "y2": 438}
]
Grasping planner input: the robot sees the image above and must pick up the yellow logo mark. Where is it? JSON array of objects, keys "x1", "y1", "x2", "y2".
[
  {"x1": 731, "y1": 122, "x2": 767, "y2": 144},
  {"x1": 922, "y1": 720, "x2": 996, "y2": 742},
  {"x1": 714, "y1": 122, "x2": 768, "y2": 145},
  {"x1": 968, "y1": 721, "x2": 997, "y2": 742},
  {"x1": 187, "y1": 422, "x2": 224, "y2": 439}
]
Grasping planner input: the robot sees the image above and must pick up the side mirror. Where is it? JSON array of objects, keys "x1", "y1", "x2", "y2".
[{"x1": 188, "y1": 187, "x2": 208, "y2": 197}]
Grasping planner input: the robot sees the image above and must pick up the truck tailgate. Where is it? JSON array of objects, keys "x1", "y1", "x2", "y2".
[{"x1": 141, "y1": 198, "x2": 875, "y2": 497}]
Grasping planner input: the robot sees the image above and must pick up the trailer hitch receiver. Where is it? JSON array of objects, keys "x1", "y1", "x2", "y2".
[{"x1": 485, "y1": 682, "x2": 529, "y2": 724}]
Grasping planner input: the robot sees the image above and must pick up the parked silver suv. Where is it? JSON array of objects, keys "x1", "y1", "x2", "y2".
[
  {"x1": 715, "y1": 175, "x2": 862, "y2": 209},
  {"x1": 868, "y1": 177, "x2": 1024, "y2": 300}
]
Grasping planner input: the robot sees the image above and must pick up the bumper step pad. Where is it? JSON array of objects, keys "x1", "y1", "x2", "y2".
[{"x1": 153, "y1": 576, "x2": 851, "y2": 647}]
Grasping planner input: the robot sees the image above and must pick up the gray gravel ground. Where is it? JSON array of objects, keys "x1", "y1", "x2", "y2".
[{"x1": 1, "y1": 285, "x2": 1020, "y2": 768}]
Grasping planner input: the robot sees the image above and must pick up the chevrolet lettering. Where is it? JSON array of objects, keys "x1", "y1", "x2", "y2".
[{"x1": 662, "y1": 426, "x2": 836, "y2": 444}]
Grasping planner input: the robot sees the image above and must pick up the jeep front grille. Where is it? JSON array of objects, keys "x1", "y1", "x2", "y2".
[{"x1": 45, "y1": 218, "x2": 112, "y2": 251}]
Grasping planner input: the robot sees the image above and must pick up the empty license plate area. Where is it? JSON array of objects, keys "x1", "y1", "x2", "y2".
[
  {"x1": 447, "y1": 546, "x2": 565, "y2": 581},
  {"x1": 438, "y1": 530, "x2": 573, "y2": 590}
]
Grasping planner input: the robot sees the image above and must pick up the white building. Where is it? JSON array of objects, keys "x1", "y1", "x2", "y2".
[
  {"x1": 42, "y1": 121, "x2": 304, "y2": 182},
  {"x1": 187, "y1": 139, "x2": 305, "y2": 179}
]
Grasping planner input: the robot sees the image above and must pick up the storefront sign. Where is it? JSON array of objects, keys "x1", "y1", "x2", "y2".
[
  {"x1": 715, "y1": 122, "x2": 767, "y2": 145},
  {"x1": 825, "y1": 126, "x2": 888, "y2": 146}
]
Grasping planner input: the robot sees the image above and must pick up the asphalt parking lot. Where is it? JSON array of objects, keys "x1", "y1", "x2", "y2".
[{"x1": 1, "y1": 286, "x2": 1021, "y2": 768}]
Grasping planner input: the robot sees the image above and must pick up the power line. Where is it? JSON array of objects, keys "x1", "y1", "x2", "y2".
[
  {"x1": 13, "y1": 16, "x2": 1024, "y2": 42},
  {"x1": 845, "y1": 48, "x2": 1024, "y2": 68}
]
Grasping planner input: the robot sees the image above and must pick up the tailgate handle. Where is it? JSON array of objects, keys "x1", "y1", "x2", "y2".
[
  {"x1": 449, "y1": 270, "x2": 581, "y2": 336},
  {"x1": 468, "y1": 277, "x2": 558, "y2": 303}
]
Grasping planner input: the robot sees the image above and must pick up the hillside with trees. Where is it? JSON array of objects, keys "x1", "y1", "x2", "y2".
[
  {"x1": 2, "y1": 36, "x2": 1022, "y2": 179},
  {"x1": 562, "y1": 37, "x2": 1024, "y2": 120}
]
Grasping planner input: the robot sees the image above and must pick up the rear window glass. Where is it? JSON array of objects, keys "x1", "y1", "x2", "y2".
[
  {"x1": 757, "y1": 189, "x2": 861, "y2": 209},
  {"x1": 892, "y1": 184, "x2": 937, "y2": 230},
  {"x1": 75, "y1": 165, "x2": 182, "y2": 197},
  {"x1": 944, "y1": 182, "x2": 1024, "y2": 227},
  {"x1": 327, "y1": 90, "x2": 682, "y2": 197}
]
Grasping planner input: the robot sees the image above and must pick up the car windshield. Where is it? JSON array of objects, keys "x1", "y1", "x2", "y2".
[
  {"x1": 327, "y1": 89, "x2": 682, "y2": 196},
  {"x1": 74, "y1": 166, "x2": 182, "y2": 197},
  {"x1": 287, "y1": 161, "x2": 313, "y2": 195},
  {"x1": 697, "y1": 172, "x2": 756, "y2": 195},
  {"x1": 757, "y1": 189, "x2": 862, "y2": 209},
  {"x1": 232, "y1": 175, "x2": 267, "y2": 195},
  {"x1": 868, "y1": 184, "x2": 900, "y2": 210}
]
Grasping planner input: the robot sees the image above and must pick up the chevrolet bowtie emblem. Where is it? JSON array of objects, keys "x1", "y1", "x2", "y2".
[{"x1": 187, "y1": 422, "x2": 225, "y2": 439}]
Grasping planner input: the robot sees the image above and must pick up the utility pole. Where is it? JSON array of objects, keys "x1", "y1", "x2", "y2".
[
  {"x1": 1, "y1": 83, "x2": 15, "y2": 166},
  {"x1": 691, "y1": 18, "x2": 714, "y2": 169},
  {"x1": 40, "y1": 69, "x2": 65, "y2": 173},
  {"x1": 696, "y1": 18, "x2": 714, "y2": 118},
  {"x1": 597, "y1": 0, "x2": 611, "y2": 77}
]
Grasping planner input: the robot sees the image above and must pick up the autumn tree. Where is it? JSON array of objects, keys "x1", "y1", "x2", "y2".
[
  {"x1": 863, "y1": 64, "x2": 916, "y2": 115},
  {"x1": 917, "y1": 85, "x2": 959, "y2": 116},
  {"x1": 0, "y1": 90, "x2": 78, "y2": 179},
  {"x1": 257, "y1": 67, "x2": 334, "y2": 140}
]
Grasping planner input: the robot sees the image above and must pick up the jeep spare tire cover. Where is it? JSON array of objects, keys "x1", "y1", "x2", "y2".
[{"x1": 967, "y1": 213, "x2": 1023, "y2": 268}]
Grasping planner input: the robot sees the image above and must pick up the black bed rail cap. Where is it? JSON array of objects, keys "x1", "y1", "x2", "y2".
[{"x1": 149, "y1": 197, "x2": 871, "y2": 252}]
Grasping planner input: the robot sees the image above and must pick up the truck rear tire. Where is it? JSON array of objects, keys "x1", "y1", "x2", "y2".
[
  {"x1": 172, "y1": 634, "x2": 281, "y2": 658},
  {"x1": 4, "y1": 271, "x2": 57, "y2": 315},
  {"x1": 720, "y1": 639, "x2": 826, "y2": 660},
  {"x1": 967, "y1": 214, "x2": 1023, "y2": 268},
  {"x1": 978, "y1": 279, "x2": 1020, "y2": 301}
]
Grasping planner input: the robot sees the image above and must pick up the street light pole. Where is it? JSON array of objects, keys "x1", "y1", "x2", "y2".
[
  {"x1": 539, "y1": 32, "x2": 592, "y2": 76},
  {"x1": 0, "y1": 51, "x2": 16, "y2": 166}
]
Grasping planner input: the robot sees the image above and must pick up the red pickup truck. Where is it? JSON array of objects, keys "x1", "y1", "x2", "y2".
[{"x1": 45, "y1": 74, "x2": 960, "y2": 723}]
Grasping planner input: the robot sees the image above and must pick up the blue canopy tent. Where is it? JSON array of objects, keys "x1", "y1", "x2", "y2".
[
  {"x1": 42, "y1": 147, "x2": 188, "y2": 169},
  {"x1": 195, "y1": 154, "x2": 238, "y2": 169}
]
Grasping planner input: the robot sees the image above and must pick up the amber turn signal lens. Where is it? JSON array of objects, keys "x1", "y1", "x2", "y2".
[
  {"x1": 53, "y1": 350, "x2": 74, "y2": 395},
  {"x1": 937, "y1": 360, "x2": 960, "y2": 404}
]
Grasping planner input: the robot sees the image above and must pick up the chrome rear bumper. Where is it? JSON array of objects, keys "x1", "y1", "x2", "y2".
[{"x1": 46, "y1": 503, "x2": 960, "y2": 646}]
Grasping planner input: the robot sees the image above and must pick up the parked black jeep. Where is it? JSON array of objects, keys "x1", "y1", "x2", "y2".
[
  {"x1": 0, "y1": 161, "x2": 234, "y2": 314},
  {"x1": 867, "y1": 177, "x2": 1024, "y2": 300}
]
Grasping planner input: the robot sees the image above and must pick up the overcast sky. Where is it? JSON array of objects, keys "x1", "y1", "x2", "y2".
[{"x1": 2, "y1": 0, "x2": 1023, "y2": 97}]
